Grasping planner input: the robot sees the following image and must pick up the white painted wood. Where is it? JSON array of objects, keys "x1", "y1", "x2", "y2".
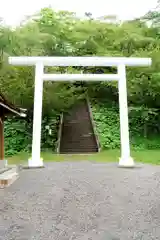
[
  {"x1": 28, "y1": 62, "x2": 44, "y2": 167},
  {"x1": 9, "y1": 56, "x2": 151, "y2": 67},
  {"x1": 43, "y1": 74, "x2": 119, "y2": 81},
  {"x1": 0, "y1": 160, "x2": 8, "y2": 168},
  {"x1": 8, "y1": 56, "x2": 152, "y2": 168},
  {"x1": 118, "y1": 64, "x2": 134, "y2": 167}
]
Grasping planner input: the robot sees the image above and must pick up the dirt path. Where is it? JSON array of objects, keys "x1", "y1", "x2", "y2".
[{"x1": 0, "y1": 162, "x2": 160, "y2": 240}]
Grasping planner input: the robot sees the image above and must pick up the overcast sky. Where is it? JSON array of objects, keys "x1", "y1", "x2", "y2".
[{"x1": 0, "y1": 0, "x2": 158, "y2": 26}]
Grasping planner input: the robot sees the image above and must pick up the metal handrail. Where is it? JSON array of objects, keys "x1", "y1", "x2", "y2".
[
  {"x1": 56, "y1": 113, "x2": 63, "y2": 153},
  {"x1": 86, "y1": 97, "x2": 101, "y2": 152}
]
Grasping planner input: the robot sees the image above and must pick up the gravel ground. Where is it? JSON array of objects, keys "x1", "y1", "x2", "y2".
[{"x1": 1, "y1": 162, "x2": 160, "y2": 240}]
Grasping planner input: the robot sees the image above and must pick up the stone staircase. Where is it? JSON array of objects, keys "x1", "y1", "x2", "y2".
[{"x1": 60, "y1": 100, "x2": 99, "y2": 154}]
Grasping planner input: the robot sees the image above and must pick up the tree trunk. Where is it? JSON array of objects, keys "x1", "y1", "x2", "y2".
[{"x1": 0, "y1": 117, "x2": 4, "y2": 160}]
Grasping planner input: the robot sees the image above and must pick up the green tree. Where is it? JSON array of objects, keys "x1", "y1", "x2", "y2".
[{"x1": 0, "y1": 7, "x2": 160, "y2": 153}]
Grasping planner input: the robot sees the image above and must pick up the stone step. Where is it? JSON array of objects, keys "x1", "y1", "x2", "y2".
[
  {"x1": 60, "y1": 100, "x2": 98, "y2": 154},
  {"x1": 61, "y1": 150, "x2": 98, "y2": 154},
  {"x1": 0, "y1": 167, "x2": 19, "y2": 188},
  {"x1": 0, "y1": 167, "x2": 11, "y2": 175}
]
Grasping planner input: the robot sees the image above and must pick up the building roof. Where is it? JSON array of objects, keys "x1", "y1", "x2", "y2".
[{"x1": 0, "y1": 93, "x2": 27, "y2": 118}]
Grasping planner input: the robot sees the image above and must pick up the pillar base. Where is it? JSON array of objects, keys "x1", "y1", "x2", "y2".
[
  {"x1": 28, "y1": 158, "x2": 44, "y2": 168},
  {"x1": 0, "y1": 160, "x2": 8, "y2": 168},
  {"x1": 118, "y1": 157, "x2": 135, "y2": 168}
]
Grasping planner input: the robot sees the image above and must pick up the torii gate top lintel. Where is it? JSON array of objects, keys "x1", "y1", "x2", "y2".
[
  {"x1": 8, "y1": 56, "x2": 152, "y2": 168},
  {"x1": 9, "y1": 56, "x2": 152, "y2": 67}
]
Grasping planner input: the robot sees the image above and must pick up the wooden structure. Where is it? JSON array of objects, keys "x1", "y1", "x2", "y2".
[
  {"x1": 9, "y1": 56, "x2": 151, "y2": 168},
  {"x1": 0, "y1": 93, "x2": 26, "y2": 163}
]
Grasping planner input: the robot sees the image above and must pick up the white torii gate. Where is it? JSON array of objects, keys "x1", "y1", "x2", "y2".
[{"x1": 9, "y1": 56, "x2": 152, "y2": 168}]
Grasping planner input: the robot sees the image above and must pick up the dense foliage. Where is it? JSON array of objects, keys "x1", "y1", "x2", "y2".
[
  {"x1": 0, "y1": 6, "x2": 160, "y2": 155},
  {"x1": 4, "y1": 112, "x2": 59, "y2": 156},
  {"x1": 92, "y1": 102, "x2": 160, "y2": 150}
]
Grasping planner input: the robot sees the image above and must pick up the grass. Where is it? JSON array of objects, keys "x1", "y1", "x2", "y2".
[{"x1": 7, "y1": 149, "x2": 160, "y2": 165}]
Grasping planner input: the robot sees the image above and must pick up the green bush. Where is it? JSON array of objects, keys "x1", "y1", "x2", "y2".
[
  {"x1": 4, "y1": 111, "x2": 60, "y2": 156},
  {"x1": 4, "y1": 117, "x2": 30, "y2": 156},
  {"x1": 92, "y1": 102, "x2": 160, "y2": 150},
  {"x1": 4, "y1": 101, "x2": 160, "y2": 157},
  {"x1": 92, "y1": 103, "x2": 120, "y2": 149},
  {"x1": 41, "y1": 114, "x2": 60, "y2": 151},
  {"x1": 131, "y1": 136, "x2": 160, "y2": 150}
]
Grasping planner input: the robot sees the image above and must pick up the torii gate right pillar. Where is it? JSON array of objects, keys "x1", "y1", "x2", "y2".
[{"x1": 118, "y1": 64, "x2": 134, "y2": 167}]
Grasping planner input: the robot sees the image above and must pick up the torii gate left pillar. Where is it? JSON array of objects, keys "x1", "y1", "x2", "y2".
[{"x1": 9, "y1": 56, "x2": 151, "y2": 168}]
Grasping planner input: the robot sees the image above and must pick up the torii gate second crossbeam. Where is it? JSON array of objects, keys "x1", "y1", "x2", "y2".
[{"x1": 9, "y1": 56, "x2": 152, "y2": 168}]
